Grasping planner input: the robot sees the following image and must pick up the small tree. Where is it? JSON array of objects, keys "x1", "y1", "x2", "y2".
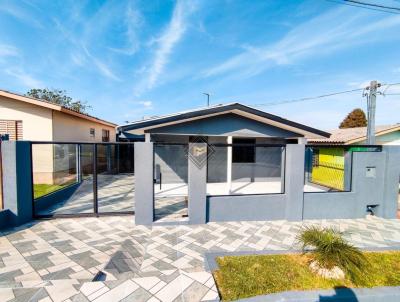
[
  {"x1": 26, "y1": 88, "x2": 91, "y2": 114},
  {"x1": 339, "y1": 108, "x2": 367, "y2": 129}
]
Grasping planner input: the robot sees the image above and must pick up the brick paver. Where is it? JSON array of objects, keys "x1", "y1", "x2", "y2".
[{"x1": 1, "y1": 215, "x2": 400, "y2": 301}]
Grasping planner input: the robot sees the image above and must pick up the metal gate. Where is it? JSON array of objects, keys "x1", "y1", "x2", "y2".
[
  {"x1": 153, "y1": 143, "x2": 189, "y2": 222},
  {"x1": 31, "y1": 142, "x2": 135, "y2": 218}
]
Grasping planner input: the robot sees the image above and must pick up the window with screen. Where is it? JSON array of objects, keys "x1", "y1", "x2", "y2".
[
  {"x1": 90, "y1": 128, "x2": 95, "y2": 138},
  {"x1": 0, "y1": 120, "x2": 23, "y2": 140},
  {"x1": 232, "y1": 138, "x2": 256, "y2": 163}
]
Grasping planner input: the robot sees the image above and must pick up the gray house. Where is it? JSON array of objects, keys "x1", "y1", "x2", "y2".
[
  {"x1": 118, "y1": 103, "x2": 330, "y2": 190},
  {"x1": 118, "y1": 103, "x2": 329, "y2": 142},
  {"x1": 118, "y1": 103, "x2": 334, "y2": 222}
]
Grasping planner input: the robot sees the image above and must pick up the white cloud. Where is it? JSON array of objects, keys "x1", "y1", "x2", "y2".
[
  {"x1": 0, "y1": 44, "x2": 19, "y2": 57},
  {"x1": 122, "y1": 101, "x2": 154, "y2": 121},
  {"x1": 139, "y1": 100, "x2": 153, "y2": 108},
  {"x1": 5, "y1": 67, "x2": 43, "y2": 88},
  {"x1": 202, "y1": 7, "x2": 400, "y2": 78},
  {"x1": 109, "y1": 4, "x2": 143, "y2": 55},
  {"x1": 53, "y1": 17, "x2": 121, "y2": 81},
  {"x1": 134, "y1": 0, "x2": 197, "y2": 95},
  {"x1": 0, "y1": 2, "x2": 43, "y2": 28},
  {"x1": 82, "y1": 45, "x2": 120, "y2": 81}
]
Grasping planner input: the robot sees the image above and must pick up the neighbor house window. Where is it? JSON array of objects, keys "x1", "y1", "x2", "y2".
[
  {"x1": 102, "y1": 129, "x2": 110, "y2": 142},
  {"x1": 0, "y1": 120, "x2": 23, "y2": 140},
  {"x1": 232, "y1": 138, "x2": 256, "y2": 163},
  {"x1": 90, "y1": 128, "x2": 95, "y2": 138}
]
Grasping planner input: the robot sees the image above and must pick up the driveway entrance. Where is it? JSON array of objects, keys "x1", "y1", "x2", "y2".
[{"x1": 31, "y1": 142, "x2": 135, "y2": 217}]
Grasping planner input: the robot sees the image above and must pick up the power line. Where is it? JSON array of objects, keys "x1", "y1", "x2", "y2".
[
  {"x1": 344, "y1": 0, "x2": 400, "y2": 12},
  {"x1": 251, "y1": 83, "x2": 400, "y2": 107},
  {"x1": 325, "y1": 0, "x2": 400, "y2": 14}
]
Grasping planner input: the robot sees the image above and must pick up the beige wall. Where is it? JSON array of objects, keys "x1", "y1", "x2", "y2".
[
  {"x1": 0, "y1": 96, "x2": 55, "y2": 185},
  {"x1": 52, "y1": 111, "x2": 116, "y2": 142},
  {"x1": 0, "y1": 95, "x2": 53, "y2": 141},
  {"x1": 1, "y1": 96, "x2": 116, "y2": 185}
]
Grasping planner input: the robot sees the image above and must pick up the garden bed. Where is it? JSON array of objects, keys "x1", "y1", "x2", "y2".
[{"x1": 213, "y1": 251, "x2": 400, "y2": 301}]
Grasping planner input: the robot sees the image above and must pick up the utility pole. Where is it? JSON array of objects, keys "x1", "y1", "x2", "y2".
[
  {"x1": 365, "y1": 80, "x2": 380, "y2": 145},
  {"x1": 203, "y1": 93, "x2": 210, "y2": 107}
]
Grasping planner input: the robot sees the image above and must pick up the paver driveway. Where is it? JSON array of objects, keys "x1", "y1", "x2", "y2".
[{"x1": 1, "y1": 215, "x2": 400, "y2": 301}]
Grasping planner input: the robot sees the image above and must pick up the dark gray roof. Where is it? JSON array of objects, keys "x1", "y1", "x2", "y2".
[{"x1": 118, "y1": 103, "x2": 330, "y2": 138}]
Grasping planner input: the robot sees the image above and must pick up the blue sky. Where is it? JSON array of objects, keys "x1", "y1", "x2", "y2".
[{"x1": 0, "y1": 0, "x2": 400, "y2": 130}]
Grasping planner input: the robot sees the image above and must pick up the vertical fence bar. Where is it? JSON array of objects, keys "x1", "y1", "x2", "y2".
[
  {"x1": 30, "y1": 142, "x2": 35, "y2": 218},
  {"x1": 0, "y1": 140, "x2": 3, "y2": 210},
  {"x1": 93, "y1": 143, "x2": 98, "y2": 215},
  {"x1": 117, "y1": 144, "x2": 120, "y2": 174},
  {"x1": 76, "y1": 144, "x2": 82, "y2": 183}
]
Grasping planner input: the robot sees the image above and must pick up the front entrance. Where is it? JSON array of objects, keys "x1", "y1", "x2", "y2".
[{"x1": 153, "y1": 143, "x2": 189, "y2": 222}]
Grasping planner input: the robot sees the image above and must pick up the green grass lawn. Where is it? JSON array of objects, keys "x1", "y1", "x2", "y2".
[
  {"x1": 34, "y1": 183, "x2": 72, "y2": 199},
  {"x1": 213, "y1": 251, "x2": 400, "y2": 301}
]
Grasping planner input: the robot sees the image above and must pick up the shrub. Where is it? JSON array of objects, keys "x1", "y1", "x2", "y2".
[{"x1": 297, "y1": 226, "x2": 368, "y2": 280}]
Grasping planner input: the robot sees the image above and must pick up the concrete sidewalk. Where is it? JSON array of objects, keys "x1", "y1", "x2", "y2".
[{"x1": 1, "y1": 215, "x2": 400, "y2": 302}]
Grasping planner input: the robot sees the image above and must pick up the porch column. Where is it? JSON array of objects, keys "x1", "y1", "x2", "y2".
[
  {"x1": 227, "y1": 136, "x2": 232, "y2": 194},
  {"x1": 188, "y1": 142, "x2": 207, "y2": 224},
  {"x1": 145, "y1": 133, "x2": 151, "y2": 142},
  {"x1": 285, "y1": 144, "x2": 306, "y2": 221},
  {"x1": 134, "y1": 142, "x2": 154, "y2": 225}
]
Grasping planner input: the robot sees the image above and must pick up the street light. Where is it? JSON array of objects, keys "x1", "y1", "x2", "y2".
[{"x1": 203, "y1": 93, "x2": 210, "y2": 107}]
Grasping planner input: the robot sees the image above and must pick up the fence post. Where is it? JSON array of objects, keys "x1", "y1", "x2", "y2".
[
  {"x1": 188, "y1": 142, "x2": 207, "y2": 224},
  {"x1": 134, "y1": 142, "x2": 154, "y2": 225},
  {"x1": 285, "y1": 144, "x2": 305, "y2": 221},
  {"x1": 1, "y1": 141, "x2": 33, "y2": 226}
]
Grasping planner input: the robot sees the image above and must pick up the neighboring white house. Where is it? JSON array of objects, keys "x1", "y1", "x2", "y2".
[
  {"x1": 0, "y1": 89, "x2": 117, "y2": 186},
  {"x1": 0, "y1": 89, "x2": 116, "y2": 142}
]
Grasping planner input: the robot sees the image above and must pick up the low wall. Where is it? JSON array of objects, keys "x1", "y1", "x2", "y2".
[
  {"x1": 303, "y1": 191, "x2": 358, "y2": 219},
  {"x1": 205, "y1": 146, "x2": 400, "y2": 223},
  {"x1": 303, "y1": 148, "x2": 400, "y2": 220},
  {"x1": 207, "y1": 194, "x2": 286, "y2": 222},
  {"x1": 206, "y1": 144, "x2": 304, "y2": 222}
]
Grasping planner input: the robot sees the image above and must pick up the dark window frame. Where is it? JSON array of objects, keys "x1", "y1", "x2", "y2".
[
  {"x1": 102, "y1": 129, "x2": 110, "y2": 142},
  {"x1": 232, "y1": 138, "x2": 256, "y2": 163}
]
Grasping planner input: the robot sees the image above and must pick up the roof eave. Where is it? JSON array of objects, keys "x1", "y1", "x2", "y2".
[
  {"x1": 118, "y1": 103, "x2": 330, "y2": 138},
  {"x1": 0, "y1": 90, "x2": 117, "y2": 128}
]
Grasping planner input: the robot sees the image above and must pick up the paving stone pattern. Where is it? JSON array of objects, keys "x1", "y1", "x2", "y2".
[{"x1": 1, "y1": 216, "x2": 400, "y2": 301}]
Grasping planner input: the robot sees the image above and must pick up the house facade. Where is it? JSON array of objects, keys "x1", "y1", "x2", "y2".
[
  {"x1": 0, "y1": 90, "x2": 116, "y2": 142},
  {"x1": 118, "y1": 103, "x2": 330, "y2": 194},
  {"x1": 0, "y1": 90, "x2": 117, "y2": 185},
  {"x1": 1, "y1": 102, "x2": 399, "y2": 227}
]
